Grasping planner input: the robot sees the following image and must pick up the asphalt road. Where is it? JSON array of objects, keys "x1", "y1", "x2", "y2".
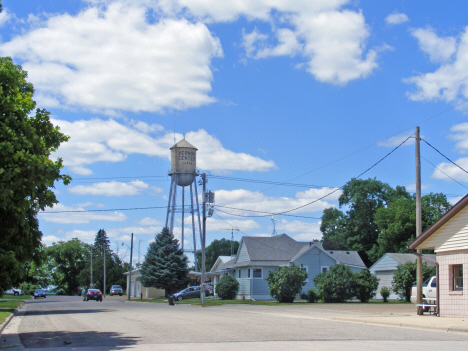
[{"x1": 4, "y1": 296, "x2": 468, "y2": 350}]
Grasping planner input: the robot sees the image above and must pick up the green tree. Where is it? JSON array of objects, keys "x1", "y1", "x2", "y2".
[
  {"x1": 196, "y1": 238, "x2": 239, "y2": 271},
  {"x1": 0, "y1": 57, "x2": 70, "y2": 295},
  {"x1": 313, "y1": 264, "x2": 355, "y2": 303},
  {"x1": 353, "y1": 269, "x2": 379, "y2": 302},
  {"x1": 140, "y1": 228, "x2": 190, "y2": 296},
  {"x1": 373, "y1": 193, "x2": 451, "y2": 262},
  {"x1": 266, "y1": 263, "x2": 308, "y2": 303},
  {"x1": 320, "y1": 208, "x2": 348, "y2": 250},
  {"x1": 392, "y1": 261, "x2": 436, "y2": 302},
  {"x1": 215, "y1": 275, "x2": 239, "y2": 300},
  {"x1": 47, "y1": 239, "x2": 89, "y2": 295}
]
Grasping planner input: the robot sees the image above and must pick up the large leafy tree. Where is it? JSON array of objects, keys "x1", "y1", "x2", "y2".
[
  {"x1": 140, "y1": 228, "x2": 190, "y2": 296},
  {"x1": 0, "y1": 56, "x2": 70, "y2": 294},
  {"x1": 392, "y1": 261, "x2": 436, "y2": 302},
  {"x1": 320, "y1": 208, "x2": 348, "y2": 250},
  {"x1": 47, "y1": 239, "x2": 90, "y2": 295},
  {"x1": 373, "y1": 193, "x2": 451, "y2": 261},
  {"x1": 196, "y1": 238, "x2": 239, "y2": 271}
]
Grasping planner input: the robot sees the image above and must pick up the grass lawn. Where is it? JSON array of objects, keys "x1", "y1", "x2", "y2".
[
  {"x1": 0, "y1": 309, "x2": 16, "y2": 324},
  {"x1": 1, "y1": 295, "x2": 31, "y2": 301},
  {"x1": 131, "y1": 297, "x2": 411, "y2": 307},
  {"x1": 0, "y1": 300, "x2": 23, "y2": 309}
]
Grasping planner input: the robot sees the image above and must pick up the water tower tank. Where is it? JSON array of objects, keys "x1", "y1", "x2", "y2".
[{"x1": 170, "y1": 139, "x2": 197, "y2": 186}]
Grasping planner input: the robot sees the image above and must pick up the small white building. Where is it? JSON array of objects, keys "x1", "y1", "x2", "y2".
[
  {"x1": 123, "y1": 269, "x2": 165, "y2": 299},
  {"x1": 369, "y1": 253, "x2": 436, "y2": 300}
]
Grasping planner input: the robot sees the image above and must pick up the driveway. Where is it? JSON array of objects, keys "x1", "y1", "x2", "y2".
[{"x1": 2, "y1": 296, "x2": 468, "y2": 350}]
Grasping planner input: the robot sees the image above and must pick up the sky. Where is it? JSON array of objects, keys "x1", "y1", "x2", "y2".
[{"x1": 2, "y1": 0, "x2": 468, "y2": 266}]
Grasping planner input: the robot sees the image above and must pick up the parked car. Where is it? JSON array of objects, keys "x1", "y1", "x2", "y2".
[
  {"x1": 410, "y1": 276, "x2": 437, "y2": 304},
  {"x1": 172, "y1": 286, "x2": 212, "y2": 301},
  {"x1": 5, "y1": 288, "x2": 22, "y2": 296},
  {"x1": 34, "y1": 289, "x2": 47, "y2": 299},
  {"x1": 110, "y1": 285, "x2": 123, "y2": 296},
  {"x1": 83, "y1": 289, "x2": 103, "y2": 302}
]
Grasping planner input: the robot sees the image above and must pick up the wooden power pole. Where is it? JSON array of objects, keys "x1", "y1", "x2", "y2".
[{"x1": 415, "y1": 127, "x2": 423, "y2": 315}]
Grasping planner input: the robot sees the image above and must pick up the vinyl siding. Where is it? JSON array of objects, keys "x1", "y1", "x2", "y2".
[
  {"x1": 419, "y1": 206, "x2": 468, "y2": 252},
  {"x1": 237, "y1": 242, "x2": 250, "y2": 262},
  {"x1": 293, "y1": 247, "x2": 338, "y2": 293},
  {"x1": 374, "y1": 270, "x2": 399, "y2": 300},
  {"x1": 252, "y1": 267, "x2": 275, "y2": 297}
]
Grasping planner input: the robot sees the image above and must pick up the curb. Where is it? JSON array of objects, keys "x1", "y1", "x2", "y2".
[
  {"x1": 0, "y1": 302, "x2": 24, "y2": 334},
  {"x1": 333, "y1": 316, "x2": 468, "y2": 334}
]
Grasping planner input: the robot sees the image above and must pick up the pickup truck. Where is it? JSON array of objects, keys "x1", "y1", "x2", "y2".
[{"x1": 410, "y1": 276, "x2": 437, "y2": 304}]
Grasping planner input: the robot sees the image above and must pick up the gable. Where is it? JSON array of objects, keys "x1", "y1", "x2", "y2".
[
  {"x1": 236, "y1": 240, "x2": 250, "y2": 262},
  {"x1": 413, "y1": 204, "x2": 468, "y2": 252}
]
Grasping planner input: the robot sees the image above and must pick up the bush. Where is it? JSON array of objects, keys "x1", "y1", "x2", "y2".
[
  {"x1": 380, "y1": 286, "x2": 390, "y2": 302},
  {"x1": 353, "y1": 269, "x2": 379, "y2": 303},
  {"x1": 266, "y1": 264, "x2": 308, "y2": 303},
  {"x1": 306, "y1": 287, "x2": 319, "y2": 303},
  {"x1": 392, "y1": 261, "x2": 436, "y2": 302},
  {"x1": 300, "y1": 292, "x2": 308, "y2": 300},
  {"x1": 313, "y1": 264, "x2": 355, "y2": 303},
  {"x1": 215, "y1": 275, "x2": 239, "y2": 300}
]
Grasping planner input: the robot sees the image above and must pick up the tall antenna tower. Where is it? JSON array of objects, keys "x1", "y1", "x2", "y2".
[
  {"x1": 165, "y1": 139, "x2": 202, "y2": 269},
  {"x1": 271, "y1": 216, "x2": 278, "y2": 236},
  {"x1": 220, "y1": 228, "x2": 240, "y2": 257}
]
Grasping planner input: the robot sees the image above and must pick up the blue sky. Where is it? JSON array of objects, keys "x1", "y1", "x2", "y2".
[{"x1": 2, "y1": 0, "x2": 468, "y2": 265}]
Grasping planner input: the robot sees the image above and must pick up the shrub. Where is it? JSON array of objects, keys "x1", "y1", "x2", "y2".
[
  {"x1": 266, "y1": 263, "x2": 308, "y2": 303},
  {"x1": 313, "y1": 264, "x2": 355, "y2": 303},
  {"x1": 306, "y1": 287, "x2": 319, "y2": 303},
  {"x1": 215, "y1": 275, "x2": 239, "y2": 300},
  {"x1": 300, "y1": 292, "x2": 308, "y2": 300},
  {"x1": 392, "y1": 261, "x2": 436, "y2": 302},
  {"x1": 380, "y1": 286, "x2": 390, "y2": 302},
  {"x1": 353, "y1": 269, "x2": 379, "y2": 303}
]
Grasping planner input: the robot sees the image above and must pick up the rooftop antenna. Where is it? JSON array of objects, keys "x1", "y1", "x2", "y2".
[
  {"x1": 220, "y1": 228, "x2": 240, "y2": 257},
  {"x1": 271, "y1": 216, "x2": 278, "y2": 236}
]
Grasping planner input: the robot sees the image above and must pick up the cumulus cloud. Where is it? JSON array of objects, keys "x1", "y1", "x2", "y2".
[
  {"x1": 206, "y1": 217, "x2": 260, "y2": 232},
  {"x1": 137, "y1": 217, "x2": 163, "y2": 226},
  {"x1": 39, "y1": 203, "x2": 127, "y2": 224},
  {"x1": 0, "y1": 7, "x2": 11, "y2": 27},
  {"x1": 405, "y1": 26, "x2": 468, "y2": 104},
  {"x1": 275, "y1": 219, "x2": 322, "y2": 241},
  {"x1": 385, "y1": 12, "x2": 409, "y2": 25},
  {"x1": 51, "y1": 118, "x2": 276, "y2": 175},
  {"x1": 69, "y1": 180, "x2": 162, "y2": 196},
  {"x1": 0, "y1": 2, "x2": 222, "y2": 113},
  {"x1": 410, "y1": 27, "x2": 456, "y2": 63},
  {"x1": 214, "y1": 187, "x2": 340, "y2": 216},
  {"x1": 377, "y1": 133, "x2": 414, "y2": 147}
]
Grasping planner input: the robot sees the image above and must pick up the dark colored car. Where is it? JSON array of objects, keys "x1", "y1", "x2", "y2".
[
  {"x1": 34, "y1": 289, "x2": 46, "y2": 299},
  {"x1": 172, "y1": 286, "x2": 212, "y2": 301},
  {"x1": 83, "y1": 289, "x2": 103, "y2": 302},
  {"x1": 110, "y1": 285, "x2": 123, "y2": 296}
]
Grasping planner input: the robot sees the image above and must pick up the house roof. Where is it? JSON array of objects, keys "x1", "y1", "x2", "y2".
[
  {"x1": 386, "y1": 253, "x2": 436, "y2": 266},
  {"x1": 170, "y1": 139, "x2": 197, "y2": 150},
  {"x1": 408, "y1": 194, "x2": 468, "y2": 249},
  {"x1": 225, "y1": 234, "x2": 365, "y2": 269}
]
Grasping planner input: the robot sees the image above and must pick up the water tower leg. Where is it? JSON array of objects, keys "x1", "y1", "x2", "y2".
[
  {"x1": 181, "y1": 186, "x2": 185, "y2": 251},
  {"x1": 170, "y1": 175, "x2": 177, "y2": 233},
  {"x1": 190, "y1": 184, "x2": 197, "y2": 270},
  {"x1": 165, "y1": 177, "x2": 175, "y2": 229}
]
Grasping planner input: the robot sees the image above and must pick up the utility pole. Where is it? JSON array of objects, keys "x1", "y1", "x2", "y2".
[
  {"x1": 128, "y1": 233, "x2": 134, "y2": 301},
  {"x1": 201, "y1": 173, "x2": 207, "y2": 304},
  {"x1": 415, "y1": 127, "x2": 423, "y2": 315},
  {"x1": 103, "y1": 245, "x2": 106, "y2": 298},
  {"x1": 90, "y1": 245, "x2": 93, "y2": 288}
]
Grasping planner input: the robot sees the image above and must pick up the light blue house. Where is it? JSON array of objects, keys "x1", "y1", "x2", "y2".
[{"x1": 212, "y1": 234, "x2": 366, "y2": 300}]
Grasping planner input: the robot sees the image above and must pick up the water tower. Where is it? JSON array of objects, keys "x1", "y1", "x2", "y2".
[{"x1": 165, "y1": 139, "x2": 202, "y2": 268}]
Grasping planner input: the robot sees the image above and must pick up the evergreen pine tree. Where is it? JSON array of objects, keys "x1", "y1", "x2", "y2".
[
  {"x1": 94, "y1": 229, "x2": 111, "y2": 258},
  {"x1": 140, "y1": 227, "x2": 190, "y2": 296}
]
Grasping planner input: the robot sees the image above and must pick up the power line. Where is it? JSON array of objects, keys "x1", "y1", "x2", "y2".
[
  {"x1": 423, "y1": 139, "x2": 468, "y2": 175},
  {"x1": 41, "y1": 206, "x2": 168, "y2": 214},
  {"x1": 421, "y1": 156, "x2": 468, "y2": 191}
]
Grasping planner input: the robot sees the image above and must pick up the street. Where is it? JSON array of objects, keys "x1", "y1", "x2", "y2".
[{"x1": 2, "y1": 296, "x2": 468, "y2": 350}]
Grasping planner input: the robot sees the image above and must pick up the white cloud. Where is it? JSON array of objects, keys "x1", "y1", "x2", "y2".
[
  {"x1": 449, "y1": 196, "x2": 464, "y2": 205},
  {"x1": 137, "y1": 217, "x2": 163, "y2": 226},
  {"x1": 51, "y1": 118, "x2": 276, "y2": 174},
  {"x1": 41, "y1": 235, "x2": 63, "y2": 247},
  {"x1": 0, "y1": 2, "x2": 222, "y2": 113},
  {"x1": 405, "y1": 183, "x2": 432, "y2": 192},
  {"x1": 215, "y1": 187, "x2": 340, "y2": 216},
  {"x1": 245, "y1": 28, "x2": 302, "y2": 59},
  {"x1": 39, "y1": 203, "x2": 127, "y2": 224},
  {"x1": 385, "y1": 12, "x2": 409, "y2": 25},
  {"x1": 377, "y1": 133, "x2": 414, "y2": 147},
  {"x1": 206, "y1": 217, "x2": 260, "y2": 232},
  {"x1": 69, "y1": 180, "x2": 162, "y2": 196},
  {"x1": 106, "y1": 226, "x2": 162, "y2": 238},
  {"x1": 277, "y1": 219, "x2": 322, "y2": 241},
  {"x1": 61, "y1": 230, "x2": 98, "y2": 243},
  {"x1": 405, "y1": 26, "x2": 468, "y2": 104},
  {"x1": 0, "y1": 7, "x2": 11, "y2": 27},
  {"x1": 410, "y1": 27, "x2": 456, "y2": 63}
]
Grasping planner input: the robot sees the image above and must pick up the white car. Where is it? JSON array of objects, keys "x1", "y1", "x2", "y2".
[{"x1": 5, "y1": 288, "x2": 22, "y2": 296}]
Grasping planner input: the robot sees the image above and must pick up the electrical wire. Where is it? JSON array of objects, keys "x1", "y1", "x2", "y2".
[
  {"x1": 421, "y1": 156, "x2": 468, "y2": 191},
  {"x1": 423, "y1": 139, "x2": 468, "y2": 175}
]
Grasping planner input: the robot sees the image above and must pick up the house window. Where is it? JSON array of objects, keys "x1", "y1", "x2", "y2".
[
  {"x1": 321, "y1": 266, "x2": 329, "y2": 273},
  {"x1": 238, "y1": 269, "x2": 241, "y2": 278},
  {"x1": 452, "y1": 265, "x2": 463, "y2": 291},
  {"x1": 300, "y1": 264, "x2": 309, "y2": 283},
  {"x1": 248, "y1": 269, "x2": 251, "y2": 278},
  {"x1": 253, "y1": 268, "x2": 262, "y2": 279}
]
